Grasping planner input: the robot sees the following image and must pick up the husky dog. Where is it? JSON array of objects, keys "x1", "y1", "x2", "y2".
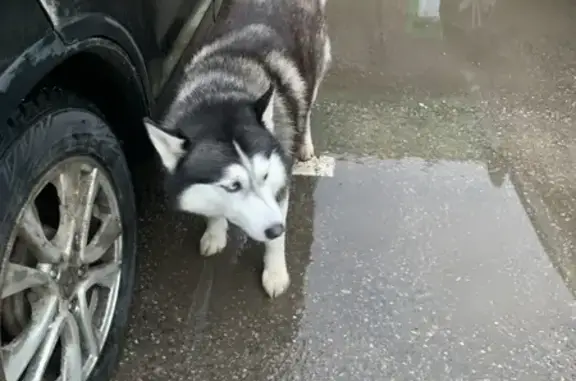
[{"x1": 143, "y1": 0, "x2": 331, "y2": 298}]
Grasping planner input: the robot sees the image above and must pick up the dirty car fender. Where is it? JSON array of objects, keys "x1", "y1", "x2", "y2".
[{"x1": 0, "y1": 28, "x2": 149, "y2": 157}]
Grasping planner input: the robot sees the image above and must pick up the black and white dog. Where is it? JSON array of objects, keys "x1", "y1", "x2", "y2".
[{"x1": 144, "y1": 0, "x2": 331, "y2": 298}]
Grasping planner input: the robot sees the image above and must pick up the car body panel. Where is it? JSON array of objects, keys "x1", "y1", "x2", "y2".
[
  {"x1": 38, "y1": 0, "x2": 214, "y2": 97},
  {"x1": 0, "y1": 0, "x2": 52, "y2": 78},
  {"x1": 0, "y1": 0, "x2": 219, "y2": 153},
  {"x1": 0, "y1": 0, "x2": 55, "y2": 126},
  {"x1": 0, "y1": 35, "x2": 149, "y2": 159}
]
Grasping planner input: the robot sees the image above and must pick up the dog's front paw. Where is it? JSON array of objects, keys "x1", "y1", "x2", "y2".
[
  {"x1": 200, "y1": 228, "x2": 227, "y2": 256},
  {"x1": 262, "y1": 267, "x2": 290, "y2": 298}
]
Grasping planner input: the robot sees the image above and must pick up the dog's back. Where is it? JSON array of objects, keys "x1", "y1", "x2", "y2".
[
  {"x1": 209, "y1": 0, "x2": 329, "y2": 89},
  {"x1": 165, "y1": 0, "x2": 330, "y2": 158}
]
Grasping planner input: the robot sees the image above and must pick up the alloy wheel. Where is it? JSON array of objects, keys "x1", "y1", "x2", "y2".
[{"x1": 1, "y1": 157, "x2": 123, "y2": 381}]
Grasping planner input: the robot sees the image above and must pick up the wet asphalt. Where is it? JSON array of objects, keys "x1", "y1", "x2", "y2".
[{"x1": 114, "y1": 0, "x2": 576, "y2": 380}]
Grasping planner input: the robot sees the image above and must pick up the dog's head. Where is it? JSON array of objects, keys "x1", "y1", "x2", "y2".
[{"x1": 144, "y1": 86, "x2": 289, "y2": 242}]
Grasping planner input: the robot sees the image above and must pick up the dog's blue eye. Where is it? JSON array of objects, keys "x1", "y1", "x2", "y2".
[{"x1": 225, "y1": 181, "x2": 242, "y2": 192}]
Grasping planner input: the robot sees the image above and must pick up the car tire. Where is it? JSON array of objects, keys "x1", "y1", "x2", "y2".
[{"x1": 0, "y1": 87, "x2": 137, "y2": 381}]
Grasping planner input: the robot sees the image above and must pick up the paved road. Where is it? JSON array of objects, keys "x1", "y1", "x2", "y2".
[{"x1": 115, "y1": 0, "x2": 576, "y2": 380}]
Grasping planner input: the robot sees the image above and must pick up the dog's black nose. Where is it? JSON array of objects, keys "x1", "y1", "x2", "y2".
[{"x1": 265, "y1": 224, "x2": 285, "y2": 240}]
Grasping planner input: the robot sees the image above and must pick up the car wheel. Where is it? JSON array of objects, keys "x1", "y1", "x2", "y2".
[{"x1": 0, "y1": 88, "x2": 137, "y2": 381}]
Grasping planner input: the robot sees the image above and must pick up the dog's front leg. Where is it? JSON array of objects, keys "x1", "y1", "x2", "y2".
[
  {"x1": 200, "y1": 217, "x2": 228, "y2": 256},
  {"x1": 262, "y1": 192, "x2": 291, "y2": 298}
]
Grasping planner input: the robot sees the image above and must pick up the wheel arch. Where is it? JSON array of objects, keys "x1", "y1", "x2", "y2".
[
  {"x1": 0, "y1": 24, "x2": 154, "y2": 187},
  {"x1": 36, "y1": 41, "x2": 151, "y2": 151}
]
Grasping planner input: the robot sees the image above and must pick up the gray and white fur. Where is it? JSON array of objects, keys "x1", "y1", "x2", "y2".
[{"x1": 144, "y1": 0, "x2": 331, "y2": 298}]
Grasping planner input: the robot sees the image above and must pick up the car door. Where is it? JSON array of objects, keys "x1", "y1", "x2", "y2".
[
  {"x1": 141, "y1": 0, "x2": 214, "y2": 96},
  {"x1": 36, "y1": 0, "x2": 214, "y2": 100}
]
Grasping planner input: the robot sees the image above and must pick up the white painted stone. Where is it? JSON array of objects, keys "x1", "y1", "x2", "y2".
[{"x1": 292, "y1": 155, "x2": 336, "y2": 177}]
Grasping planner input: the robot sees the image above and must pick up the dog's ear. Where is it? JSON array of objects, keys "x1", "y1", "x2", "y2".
[
  {"x1": 253, "y1": 84, "x2": 275, "y2": 132},
  {"x1": 143, "y1": 117, "x2": 186, "y2": 172}
]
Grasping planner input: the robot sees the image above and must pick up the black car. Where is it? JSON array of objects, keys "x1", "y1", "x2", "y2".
[{"x1": 0, "y1": 1, "x2": 221, "y2": 380}]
